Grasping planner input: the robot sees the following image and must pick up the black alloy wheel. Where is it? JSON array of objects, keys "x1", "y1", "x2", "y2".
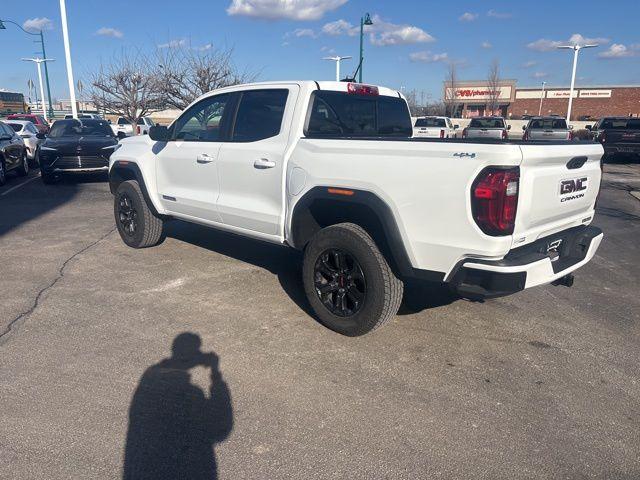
[
  {"x1": 118, "y1": 193, "x2": 138, "y2": 237},
  {"x1": 313, "y1": 248, "x2": 366, "y2": 317}
]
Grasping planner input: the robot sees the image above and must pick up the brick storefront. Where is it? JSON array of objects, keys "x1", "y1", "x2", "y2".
[{"x1": 511, "y1": 86, "x2": 640, "y2": 120}]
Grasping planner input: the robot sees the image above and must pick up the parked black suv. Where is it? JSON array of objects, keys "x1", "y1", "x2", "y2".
[
  {"x1": 587, "y1": 117, "x2": 640, "y2": 161},
  {"x1": 0, "y1": 120, "x2": 29, "y2": 186}
]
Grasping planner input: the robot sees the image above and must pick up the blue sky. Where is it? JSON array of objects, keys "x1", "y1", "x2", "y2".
[{"x1": 2, "y1": 0, "x2": 639, "y2": 102}]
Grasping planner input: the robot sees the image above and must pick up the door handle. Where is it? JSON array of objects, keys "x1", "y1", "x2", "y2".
[
  {"x1": 254, "y1": 158, "x2": 276, "y2": 169},
  {"x1": 197, "y1": 153, "x2": 214, "y2": 164}
]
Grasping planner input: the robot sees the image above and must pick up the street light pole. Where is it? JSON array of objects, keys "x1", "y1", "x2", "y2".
[
  {"x1": 538, "y1": 81, "x2": 546, "y2": 116},
  {"x1": 59, "y1": 0, "x2": 78, "y2": 118},
  {"x1": 0, "y1": 19, "x2": 55, "y2": 118},
  {"x1": 358, "y1": 13, "x2": 373, "y2": 83},
  {"x1": 557, "y1": 43, "x2": 598, "y2": 121},
  {"x1": 22, "y1": 58, "x2": 55, "y2": 122},
  {"x1": 323, "y1": 56, "x2": 352, "y2": 81}
]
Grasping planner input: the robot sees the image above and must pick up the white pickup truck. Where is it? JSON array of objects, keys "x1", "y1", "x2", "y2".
[
  {"x1": 109, "y1": 81, "x2": 604, "y2": 336},
  {"x1": 112, "y1": 116, "x2": 155, "y2": 138}
]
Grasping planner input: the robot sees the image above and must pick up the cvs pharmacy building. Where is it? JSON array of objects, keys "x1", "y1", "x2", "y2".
[{"x1": 445, "y1": 80, "x2": 640, "y2": 120}]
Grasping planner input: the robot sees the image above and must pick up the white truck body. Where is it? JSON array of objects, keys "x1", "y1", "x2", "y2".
[
  {"x1": 413, "y1": 116, "x2": 458, "y2": 139},
  {"x1": 112, "y1": 116, "x2": 154, "y2": 137},
  {"x1": 110, "y1": 81, "x2": 604, "y2": 334}
]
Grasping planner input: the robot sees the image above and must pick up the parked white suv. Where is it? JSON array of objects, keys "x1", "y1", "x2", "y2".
[
  {"x1": 413, "y1": 116, "x2": 458, "y2": 138},
  {"x1": 109, "y1": 81, "x2": 604, "y2": 336},
  {"x1": 112, "y1": 116, "x2": 154, "y2": 138}
]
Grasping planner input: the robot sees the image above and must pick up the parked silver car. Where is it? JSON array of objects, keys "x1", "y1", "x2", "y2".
[
  {"x1": 462, "y1": 117, "x2": 510, "y2": 140},
  {"x1": 5, "y1": 120, "x2": 42, "y2": 166},
  {"x1": 522, "y1": 117, "x2": 573, "y2": 141}
]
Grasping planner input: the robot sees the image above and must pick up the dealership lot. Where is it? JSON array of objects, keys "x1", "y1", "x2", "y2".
[{"x1": 0, "y1": 164, "x2": 639, "y2": 479}]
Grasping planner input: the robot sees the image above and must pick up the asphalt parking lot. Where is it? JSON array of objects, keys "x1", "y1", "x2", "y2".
[{"x1": 1, "y1": 163, "x2": 639, "y2": 480}]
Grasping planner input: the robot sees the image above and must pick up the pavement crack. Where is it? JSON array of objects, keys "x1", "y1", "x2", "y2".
[{"x1": 0, "y1": 227, "x2": 116, "y2": 345}]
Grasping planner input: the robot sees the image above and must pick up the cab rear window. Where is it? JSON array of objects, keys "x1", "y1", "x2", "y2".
[
  {"x1": 305, "y1": 91, "x2": 412, "y2": 137},
  {"x1": 469, "y1": 118, "x2": 505, "y2": 128},
  {"x1": 415, "y1": 118, "x2": 445, "y2": 127},
  {"x1": 528, "y1": 119, "x2": 567, "y2": 129}
]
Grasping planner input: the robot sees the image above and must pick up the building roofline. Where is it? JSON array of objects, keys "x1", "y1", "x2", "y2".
[{"x1": 517, "y1": 84, "x2": 640, "y2": 90}]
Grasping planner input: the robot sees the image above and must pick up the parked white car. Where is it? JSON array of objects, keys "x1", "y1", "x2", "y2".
[
  {"x1": 462, "y1": 116, "x2": 510, "y2": 140},
  {"x1": 413, "y1": 116, "x2": 459, "y2": 138},
  {"x1": 109, "y1": 81, "x2": 604, "y2": 336},
  {"x1": 5, "y1": 120, "x2": 42, "y2": 166},
  {"x1": 112, "y1": 116, "x2": 155, "y2": 138},
  {"x1": 64, "y1": 113, "x2": 104, "y2": 120}
]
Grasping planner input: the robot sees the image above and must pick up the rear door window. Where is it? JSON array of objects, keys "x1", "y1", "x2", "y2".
[
  {"x1": 469, "y1": 118, "x2": 505, "y2": 128},
  {"x1": 232, "y1": 89, "x2": 289, "y2": 142}
]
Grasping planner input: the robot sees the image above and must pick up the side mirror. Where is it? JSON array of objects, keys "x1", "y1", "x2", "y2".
[
  {"x1": 522, "y1": 125, "x2": 526, "y2": 131},
  {"x1": 569, "y1": 125, "x2": 574, "y2": 130},
  {"x1": 585, "y1": 125, "x2": 592, "y2": 131},
  {"x1": 149, "y1": 125, "x2": 170, "y2": 142},
  {"x1": 36, "y1": 132, "x2": 47, "y2": 140},
  {"x1": 454, "y1": 124, "x2": 459, "y2": 129},
  {"x1": 507, "y1": 124, "x2": 511, "y2": 130}
]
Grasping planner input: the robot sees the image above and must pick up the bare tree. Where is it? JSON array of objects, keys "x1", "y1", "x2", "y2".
[
  {"x1": 90, "y1": 51, "x2": 164, "y2": 134},
  {"x1": 444, "y1": 63, "x2": 458, "y2": 117},
  {"x1": 486, "y1": 59, "x2": 501, "y2": 116},
  {"x1": 156, "y1": 44, "x2": 257, "y2": 111}
]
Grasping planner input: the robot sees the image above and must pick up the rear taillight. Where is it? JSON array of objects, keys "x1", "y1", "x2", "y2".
[
  {"x1": 471, "y1": 167, "x2": 520, "y2": 236},
  {"x1": 136, "y1": 125, "x2": 141, "y2": 135},
  {"x1": 568, "y1": 130, "x2": 574, "y2": 141},
  {"x1": 598, "y1": 131, "x2": 606, "y2": 143},
  {"x1": 462, "y1": 128, "x2": 468, "y2": 138},
  {"x1": 523, "y1": 130, "x2": 529, "y2": 141},
  {"x1": 440, "y1": 129, "x2": 445, "y2": 139},
  {"x1": 347, "y1": 83, "x2": 379, "y2": 96},
  {"x1": 501, "y1": 129, "x2": 508, "y2": 140}
]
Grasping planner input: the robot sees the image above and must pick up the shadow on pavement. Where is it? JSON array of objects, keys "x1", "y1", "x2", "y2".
[
  {"x1": 164, "y1": 220, "x2": 459, "y2": 318},
  {"x1": 123, "y1": 332, "x2": 233, "y2": 480}
]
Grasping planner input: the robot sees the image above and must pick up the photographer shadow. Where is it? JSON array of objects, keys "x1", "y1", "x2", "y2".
[{"x1": 123, "y1": 332, "x2": 232, "y2": 480}]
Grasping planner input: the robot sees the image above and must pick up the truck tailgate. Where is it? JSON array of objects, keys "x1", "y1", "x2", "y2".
[{"x1": 513, "y1": 143, "x2": 603, "y2": 247}]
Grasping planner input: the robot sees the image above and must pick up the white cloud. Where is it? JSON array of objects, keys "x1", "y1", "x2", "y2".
[
  {"x1": 158, "y1": 38, "x2": 187, "y2": 48},
  {"x1": 227, "y1": 0, "x2": 347, "y2": 21},
  {"x1": 481, "y1": 41, "x2": 492, "y2": 49},
  {"x1": 527, "y1": 33, "x2": 610, "y2": 52},
  {"x1": 96, "y1": 27, "x2": 123, "y2": 38},
  {"x1": 487, "y1": 9, "x2": 512, "y2": 19},
  {"x1": 409, "y1": 51, "x2": 448, "y2": 63},
  {"x1": 23, "y1": 17, "x2": 53, "y2": 32},
  {"x1": 322, "y1": 19, "x2": 358, "y2": 36},
  {"x1": 368, "y1": 15, "x2": 434, "y2": 46},
  {"x1": 459, "y1": 12, "x2": 478, "y2": 22},
  {"x1": 598, "y1": 43, "x2": 639, "y2": 58},
  {"x1": 286, "y1": 28, "x2": 318, "y2": 38},
  {"x1": 194, "y1": 43, "x2": 213, "y2": 51},
  {"x1": 522, "y1": 60, "x2": 537, "y2": 68},
  {"x1": 532, "y1": 71, "x2": 548, "y2": 79}
]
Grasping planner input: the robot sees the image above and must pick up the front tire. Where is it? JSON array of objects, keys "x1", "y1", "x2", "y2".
[
  {"x1": 114, "y1": 180, "x2": 164, "y2": 248},
  {"x1": 17, "y1": 152, "x2": 29, "y2": 177},
  {"x1": 302, "y1": 223, "x2": 403, "y2": 336}
]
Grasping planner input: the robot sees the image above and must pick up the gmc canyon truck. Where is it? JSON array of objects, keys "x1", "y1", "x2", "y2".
[{"x1": 108, "y1": 81, "x2": 604, "y2": 336}]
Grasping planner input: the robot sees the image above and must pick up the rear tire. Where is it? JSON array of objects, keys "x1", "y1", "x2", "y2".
[
  {"x1": 302, "y1": 222, "x2": 403, "y2": 336},
  {"x1": 114, "y1": 180, "x2": 164, "y2": 248}
]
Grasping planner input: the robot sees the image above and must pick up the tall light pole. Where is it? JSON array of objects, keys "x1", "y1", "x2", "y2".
[
  {"x1": 358, "y1": 13, "x2": 373, "y2": 83},
  {"x1": 323, "y1": 55, "x2": 352, "y2": 81},
  {"x1": 538, "y1": 81, "x2": 546, "y2": 116},
  {"x1": 0, "y1": 19, "x2": 55, "y2": 118},
  {"x1": 59, "y1": 0, "x2": 78, "y2": 118},
  {"x1": 22, "y1": 58, "x2": 55, "y2": 122},
  {"x1": 557, "y1": 43, "x2": 598, "y2": 121}
]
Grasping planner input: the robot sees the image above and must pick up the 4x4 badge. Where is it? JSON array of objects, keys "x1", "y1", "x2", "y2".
[{"x1": 453, "y1": 152, "x2": 476, "y2": 158}]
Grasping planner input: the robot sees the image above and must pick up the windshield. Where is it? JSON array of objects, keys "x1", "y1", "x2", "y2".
[
  {"x1": 48, "y1": 119, "x2": 115, "y2": 138},
  {"x1": 469, "y1": 118, "x2": 505, "y2": 128},
  {"x1": 599, "y1": 118, "x2": 640, "y2": 130},
  {"x1": 528, "y1": 118, "x2": 568, "y2": 129},
  {"x1": 415, "y1": 118, "x2": 446, "y2": 127}
]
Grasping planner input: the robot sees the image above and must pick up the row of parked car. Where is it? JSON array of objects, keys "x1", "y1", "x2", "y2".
[
  {"x1": 0, "y1": 113, "x2": 158, "y2": 186},
  {"x1": 412, "y1": 115, "x2": 640, "y2": 159}
]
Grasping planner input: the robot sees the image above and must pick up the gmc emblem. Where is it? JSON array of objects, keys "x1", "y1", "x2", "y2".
[{"x1": 560, "y1": 177, "x2": 588, "y2": 195}]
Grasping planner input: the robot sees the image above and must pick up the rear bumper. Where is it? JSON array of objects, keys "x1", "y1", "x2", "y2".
[{"x1": 449, "y1": 225, "x2": 603, "y2": 299}]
